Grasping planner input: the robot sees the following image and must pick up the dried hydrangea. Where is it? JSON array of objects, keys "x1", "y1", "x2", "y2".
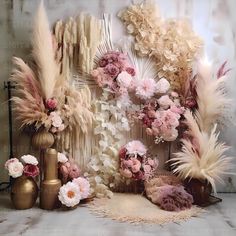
[{"x1": 118, "y1": 1, "x2": 203, "y2": 99}]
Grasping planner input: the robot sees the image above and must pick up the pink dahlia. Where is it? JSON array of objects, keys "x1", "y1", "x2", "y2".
[{"x1": 135, "y1": 78, "x2": 157, "y2": 100}]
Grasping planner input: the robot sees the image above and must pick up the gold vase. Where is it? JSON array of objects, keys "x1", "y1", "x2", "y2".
[
  {"x1": 11, "y1": 175, "x2": 38, "y2": 210},
  {"x1": 31, "y1": 129, "x2": 55, "y2": 183},
  {"x1": 31, "y1": 129, "x2": 55, "y2": 149},
  {"x1": 40, "y1": 148, "x2": 61, "y2": 210}
]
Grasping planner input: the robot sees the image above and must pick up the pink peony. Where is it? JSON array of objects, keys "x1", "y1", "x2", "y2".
[
  {"x1": 135, "y1": 78, "x2": 157, "y2": 99},
  {"x1": 72, "y1": 177, "x2": 90, "y2": 199},
  {"x1": 125, "y1": 140, "x2": 147, "y2": 156},
  {"x1": 46, "y1": 98, "x2": 57, "y2": 110},
  {"x1": 7, "y1": 161, "x2": 24, "y2": 178},
  {"x1": 23, "y1": 164, "x2": 39, "y2": 177}
]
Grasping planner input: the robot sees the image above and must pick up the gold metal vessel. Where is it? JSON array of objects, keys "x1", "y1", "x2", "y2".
[
  {"x1": 11, "y1": 175, "x2": 38, "y2": 210},
  {"x1": 40, "y1": 148, "x2": 61, "y2": 210}
]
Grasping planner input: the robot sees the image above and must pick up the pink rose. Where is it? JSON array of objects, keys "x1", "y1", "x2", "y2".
[
  {"x1": 126, "y1": 67, "x2": 136, "y2": 76},
  {"x1": 46, "y1": 98, "x2": 57, "y2": 110},
  {"x1": 105, "y1": 64, "x2": 120, "y2": 78},
  {"x1": 99, "y1": 58, "x2": 108, "y2": 67},
  {"x1": 5, "y1": 158, "x2": 19, "y2": 169},
  {"x1": 23, "y1": 164, "x2": 39, "y2": 177}
]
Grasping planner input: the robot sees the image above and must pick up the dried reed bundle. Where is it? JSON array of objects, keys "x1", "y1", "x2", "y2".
[
  {"x1": 195, "y1": 59, "x2": 232, "y2": 133},
  {"x1": 32, "y1": 0, "x2": 58, "y2": 99}
]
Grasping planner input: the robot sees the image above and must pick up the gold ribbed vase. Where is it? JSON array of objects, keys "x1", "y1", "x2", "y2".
[
  {"x1": 40, "y1": 148, "x2": 61, "y2": 210},
  {"x1": 11, "y1": 175, "x2": 38, "y2": 210}
]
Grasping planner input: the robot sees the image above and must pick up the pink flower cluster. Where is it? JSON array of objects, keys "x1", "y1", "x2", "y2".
[
  {"x1": 58, "y1": 158, "x2": 81, "y2": 184},
  {"x1": 119, "y1": 140, "x2": 158, "y2": 181},
  {"x1": 5, "y1": 155, "x2": 39, "y2": 178},
  {"x1": 138, "y1": 93, "x2": 185, "y2": 142},
  {"x1": 92, "y1": 51, "x2": 135, "y2": 95}
]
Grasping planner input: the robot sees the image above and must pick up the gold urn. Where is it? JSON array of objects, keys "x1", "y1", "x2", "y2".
[
  {"x1": 40, "y1": 148, "x2": 61, "y2": 210},
  {"x1": 31, "y1": 129, "x2": 55, "y2": 150},
  {"x1": 11, "y1": 175, "x2": 38, "y2": 210}
]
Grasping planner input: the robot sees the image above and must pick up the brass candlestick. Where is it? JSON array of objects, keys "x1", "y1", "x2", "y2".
[{"x1": 40, "y1": 148, "x2": 61, "y2": 210}]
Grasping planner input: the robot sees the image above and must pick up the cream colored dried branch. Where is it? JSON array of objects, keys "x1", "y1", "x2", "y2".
[
  {"x1": 195, "y1": 59, "x2": 232, "y2": 133},
  {"x1": 171, "y1": 110, "x2": 234, "y2": 193},
  {"x1": 10, "y1": 57, "x2": 46, "y2": 128},
  {"x1": 32, "y1": 1, "x2": 58, "y2": 99}
]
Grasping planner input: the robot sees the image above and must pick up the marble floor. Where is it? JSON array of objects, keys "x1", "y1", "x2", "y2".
[{"x1": 0, "y1": 193, "x2": 235, "y2": 236}]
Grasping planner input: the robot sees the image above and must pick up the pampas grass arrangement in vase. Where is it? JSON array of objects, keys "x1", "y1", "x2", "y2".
[{"x1": 170, "y1": 58, "x2": 235, "y2": 206}]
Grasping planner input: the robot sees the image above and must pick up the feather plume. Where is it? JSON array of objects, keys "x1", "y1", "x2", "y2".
[
  {"x1": 32, "y1": 0, "x2": 58, "y2": 99},
  {"x1": 195, "y1": 59, "x2": 232, "y2": 133},
  {"x1": 171, "y1": 110, "x2": 234, "y2": 193}
]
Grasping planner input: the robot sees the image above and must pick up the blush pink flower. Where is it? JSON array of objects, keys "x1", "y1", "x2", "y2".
[
  {"x1": 23, "y1": 164, "x2": 39, "y2": 177},
  {"x1": 5, "y1": 158, "x2": 19, "y2": 169},
  {"x1": 158, "y1": 95, "x2": 173, "y2": 109},
  {"x1": 125, "y1": 140, "x2": 147, "y2": 156},
  {"x1": 117, "y1": 71, "x2": 132, "y2": 88},
  {"x1": 46, "y1": 98, "x2": 57, "y2": 110},
  {"x1": 135, "y1": 78, "x2": 157, "y2": 99},
  {"x1": 156, "y1": 78, "x2": 170, "y2": 93},
  {"x1": 130, "y1": 158, "x2": 141, "y2": 173},
  {"x1": 50, "y1": 112, "x2": 63, "y2": 128},
  {"x1": 72, "y1": 177, "x2": 90, "y2": 199}
]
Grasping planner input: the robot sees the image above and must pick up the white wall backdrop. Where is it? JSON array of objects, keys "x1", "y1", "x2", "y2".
[{"x1": 0, "y1": 0, "x2": 236, "y2": 192}]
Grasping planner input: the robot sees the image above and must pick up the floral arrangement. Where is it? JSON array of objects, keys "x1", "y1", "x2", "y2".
[
  {"x1": 58, "y1": 152, "x2": 81, "y2": 184},
  {"x1": 92, "y1": 51, "x2": 135, "y2": 96},
  {"x1": 10, "y1": 2, "x2": 93, "y2": 149},
  {"x1": 136, "y1": 91, "x2": 185, "y2": 143},
  {"x1": 57, "y1": 152, "x2": 90, "y2": 208},
  {"x1": 119, "y1": 140, "x2": 158, "y2": 181},
  {"x1": 118, "y1": 1, "x2": 203, "y2": 98},
  {"x1": 171, "y1": 59, "x2": 234, "y2": 193},
  {"x1": 5, "y1": 155, "x2": 39, "y2": 178}
]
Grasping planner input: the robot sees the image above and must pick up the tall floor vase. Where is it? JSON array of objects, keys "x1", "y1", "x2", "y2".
[{"x1": 40, "y1": 148, "x2": 61, "y2": 210}]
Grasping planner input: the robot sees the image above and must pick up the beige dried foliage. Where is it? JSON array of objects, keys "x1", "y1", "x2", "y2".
[{"x1": 119, "y1": 1, "x2": 203, "y2": 97}]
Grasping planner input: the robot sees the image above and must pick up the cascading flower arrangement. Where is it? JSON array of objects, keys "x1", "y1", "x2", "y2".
[
  {"x1": 119, "y1": 140, "x2": 158, "y2": 181},
  {"x1": 5, "y1": 155, "x2": 39, "y2": 178}
]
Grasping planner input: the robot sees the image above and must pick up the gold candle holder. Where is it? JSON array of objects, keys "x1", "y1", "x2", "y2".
[{"x1": 40, "y1": 148, "x2": 61, "y2": 210}]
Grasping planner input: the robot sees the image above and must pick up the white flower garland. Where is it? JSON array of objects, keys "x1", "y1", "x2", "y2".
[{"x1": 87, "y1": 90, "x2": 137, "y2": 198}]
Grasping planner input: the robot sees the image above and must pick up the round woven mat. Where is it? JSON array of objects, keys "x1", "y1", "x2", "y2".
[{"x1": 89, "y1": 193, "x2": 203, "y2": 225}]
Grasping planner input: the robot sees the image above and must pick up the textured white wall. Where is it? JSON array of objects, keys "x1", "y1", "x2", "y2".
[{"x1": 0, "y1": 0, "x2": 235, "y2": 192}]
